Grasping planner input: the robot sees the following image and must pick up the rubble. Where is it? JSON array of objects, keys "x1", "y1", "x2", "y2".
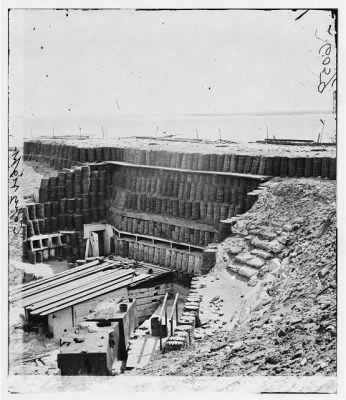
[{"x1": 138, "y1": 178, "x2": 336, "y2": 377}]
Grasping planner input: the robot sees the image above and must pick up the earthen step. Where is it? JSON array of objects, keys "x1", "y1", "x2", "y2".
[
  {"x1": 276, "y1": 235, "x2": 289, "y2": 245},
  {"x1": 227, "y1": 264, "x2": 239, "y2": 274},
  {"x1": 226, "y1": 237, "x2": 247, "y2": 255},
  {"x1": 234, "y1": 253, "x2": 265, "y2": 269},
  {"x1": 250, "y1": 237, "x2": 285, "y2": 254},
  {"x1": 227, "y1": 261, "x2": 243, "y2": 273},
  {"x1": 237, "y1": 265, "x2": 258, "y2": 279},
  {"x1": 258, "y1": 231, "x2": 277, "y2": 241},
  {"x1": 248, "y1": 228, "x2": 277, "y2": 241},
  {"x1": 250, "y1": 249, "x2": 272, "y2": 260}
]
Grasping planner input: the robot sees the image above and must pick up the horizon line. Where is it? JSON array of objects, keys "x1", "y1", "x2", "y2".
[{"x1": 12, "y1": 110, "x2": 335, "y2": 120}]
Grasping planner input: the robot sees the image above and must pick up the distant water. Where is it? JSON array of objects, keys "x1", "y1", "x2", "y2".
[{"x1": 10, "y1": 113, "x2": 336, "y2": 147}]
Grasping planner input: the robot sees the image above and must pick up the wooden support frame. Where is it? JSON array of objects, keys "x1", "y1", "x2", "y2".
[{"x1": 110, "y1": 225, "x2": 204, "y2": 252}]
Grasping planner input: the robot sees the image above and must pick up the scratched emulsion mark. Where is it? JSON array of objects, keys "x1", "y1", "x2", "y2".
[{"x1": 9, "y1": 148, "x2": 24, "y2": 235}]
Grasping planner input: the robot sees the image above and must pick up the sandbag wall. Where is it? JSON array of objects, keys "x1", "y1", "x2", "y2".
[
  {"x1": 22, "y1": 164, "x2": 110, "y2": 264},
  {"x1": 106, "y1": 163, "x2": 250, "y2": 275},
  {"x1": 23, "y1": 141, "x2": 125, "y2": 169},
  {"x1": 112, "y1": 240, "x2": 202, "y2": 276},
  {"x1": 23, "y1": 140, "x2": 336, "y2": 179},
  {"x1": 24, "y1": 141, "x2": 76, "y2": 169},
  {"x1": 37, "y1": 164, "x2": 109, "y2": 226},
  {"x1": 110, "y1": 167, "x2": 260, "y2": 226},
  {"x1": 165, "y1": 278, "x2": 202, "y2": 352},
  {"x1": 22, "y1": 202, "x2": 84, "y2": 263}
]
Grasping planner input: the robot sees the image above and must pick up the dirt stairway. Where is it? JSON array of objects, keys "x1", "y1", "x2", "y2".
[{"x1": 225, "y1": 223, "x2": 292, "y2": 282}]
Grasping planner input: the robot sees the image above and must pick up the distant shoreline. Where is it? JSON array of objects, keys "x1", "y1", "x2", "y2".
[
  {"x1": 184, "y1": 111, "x2": 334, "y2": 117},
  {"x1": 10, "y1": 111, "x2": 335, "y2": 122}
]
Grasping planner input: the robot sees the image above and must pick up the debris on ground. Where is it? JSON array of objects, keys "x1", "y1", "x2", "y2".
[{"x1": 137, "y1": 178, "x2": 336, "y2": 376}]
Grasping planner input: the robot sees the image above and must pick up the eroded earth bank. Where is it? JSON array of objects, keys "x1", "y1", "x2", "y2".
[{"x1": 137, "y1": 178, "x2": 336, "y2": 376}]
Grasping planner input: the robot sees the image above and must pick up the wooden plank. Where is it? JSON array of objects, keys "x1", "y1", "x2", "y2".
[
  {"x1": 129, "y1": 286, "x2": 168, "y2": 297},
  {"x1": 85, "y1": 238, "x2": 90, "y2": 258},
  {"x1": 110, "y1": 207, "x2": 218, "y2": 232},
  {"x1": 11, "y1": 261, "x2": 119, "y2": 302},
  {"x1": 136, "y1": 309, "x2": 155, "y2": 316},
  {"x1": 31, "y1": 274, "x2": 134, "y2": 316},
  {"x1": 129, "y1": 283, "x2": 170, "y2": 294},
  {"x1": 107, "y1": 160, "x2": 270, "y2": 180},
  {"x1": 38, "y1": 276, "x2": 136, "y2": 316},
  {"x1": 19, "y1": 269, "x2": 127, "y2": 308},
  {"x1": 26, "y1": 270, "x2": 132, "y2": 312},
  {"x1": 51, "y1": 306, "x2": 73, "y2": 338},
  {"x1": 11, "y1": 259, "x2": 113, "y2": 296},
  {"x1": 126, "y1": 336, "x2": 161, "y2": 369},
  {"x1": 28, "y1": 270, "x2": 134, "y2": 312},
  {"x1": 12, "y1": 352, "x2": 52, "y2": 365},
  {"x1": 135, "y1": 296, "x2": 165, "y2": 306},
  {"x1": 117, "y1": 236, "x2": 204, "y2": 251},
  {"x1": 129, "y1": 288, "x2": 167, "y2": 298},
  {"x1": 136, "y1": 301, "x2": 161, "y2": 312},
  {"x1": 83, "y1": 223, "x2": 108, "y2": 239},
  {"x1": 105, "y1": 257, "x2": 172, "y2": 275},
  {"x1": 90, "y1": 232, "x2": 99, "y2": 257},
  {"x1": 136, "y1": 300, "x2": 161, "y2": 309},
  {"x1": 128, "y1": 274, "x2": 151, "y2": 286},
  {"x1": 18, "y1": 270, "x2": 113, "y2": 307},
  {"x1": 129, "y1": 287, "x2": 160, "y2": 295},
  {"x1": 11, "y1": 259, "x2": 102, "y2": 294},
  {"x1": 133, "y1": 264, "x2": 172, "y2": 274},
  {"x1": 15, "y1": 265, "x2": 118, "y2": 301},
  {"x1": 136, "y1": 304, "x2": 160, "y2": 313},
  {"x1": 131, "y1": 289, "x2": 166, "y2": 299}
]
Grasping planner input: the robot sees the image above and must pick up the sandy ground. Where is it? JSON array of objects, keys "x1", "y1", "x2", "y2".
[
  {"x1": 8, "y1": 258, "x2": 71, "y2": 376},
  {"x1": 192, "y1": 266, "x2": 251, "y2": 334},
  {"x1": 28, "y1": 136, "x2": 336, "y2": 157},
  {"x1": 11, "y1": 260, "x2": 70, "y2": 283}
]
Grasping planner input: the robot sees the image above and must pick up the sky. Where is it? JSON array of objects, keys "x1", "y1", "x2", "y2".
[{"x1": 8, "y1": 9, "x2": 336, "y2": 140}]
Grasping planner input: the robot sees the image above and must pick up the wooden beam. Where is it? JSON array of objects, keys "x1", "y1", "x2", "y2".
[
  {"x1": 37, "y1": 276, "x2": 137, "y2": 316},
  {"x1": 27, "y1": 270, "x2": 134, "y2": 312},
  {"x1": 116, "y1": 235, "x2": 204, "y2": 251},
  {"x1": 109, "y1": 207, "x2": 218, "y2": 232},
  {"x1": 19, "y1": 269, "x2": 120, "y2": 308},
  {"x1": 11, "y1": 261, "x2": 118, "y2": 302},
  {"x1": 106, "y1": 160, "x2": 270, "y2": 180},
  {"x1": 10, "y1": 259, "x2": 101, "y2": 295}
]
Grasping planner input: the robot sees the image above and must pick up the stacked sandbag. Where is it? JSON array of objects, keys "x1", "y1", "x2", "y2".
[
  {"x1": 22, "y1": 164, "x2": 111, "y2": 264},
  {"x1": 113, "y1": 239, "x2": 202, "y2": 275},
  {"x1": 164, "y1": 289, "x2": 202, "y2": 353},
  {"x1": 110, "y1": 213, "x2": 217, "y2": 247},
  {"x1": 22, "y1": 201, "x2": 86, "y2": 264},
  {"x1": 23, "y1": 140, "x2": 336, "y2": 180},
  {"x1": 109, "y1": 166, "x2": 261, "y2": 227}
]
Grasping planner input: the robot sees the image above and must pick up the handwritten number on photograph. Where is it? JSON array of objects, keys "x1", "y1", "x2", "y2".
[{"x1": 316, "y1": 30, "x2": 336, "y2": 94}]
